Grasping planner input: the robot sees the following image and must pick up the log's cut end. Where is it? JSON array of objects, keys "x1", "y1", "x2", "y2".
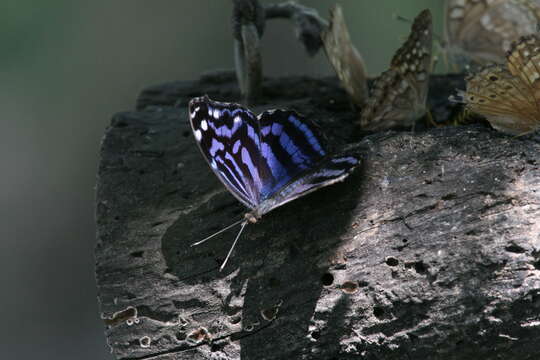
[{"x1": 96, "y1": 71, "x2": 540, "y2": 360}]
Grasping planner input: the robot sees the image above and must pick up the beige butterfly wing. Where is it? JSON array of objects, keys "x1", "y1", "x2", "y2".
[
  {"x1": 444, "y1": 0, "x2": 540, "y2": 66},
  {"x1": 460, "y1": 35, "x2": 540, "y2": 134},
  {"x1": 321, "y1": 4, "x2": 368, "y2": 107},
  {"x1": 359, "y1": 9, "x2": 433, "y2": 131}
]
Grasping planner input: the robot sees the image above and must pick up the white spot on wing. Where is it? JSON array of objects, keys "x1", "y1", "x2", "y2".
[
  {"x1": 201, "y1": 120, "x2": 208, "y2": 131},
  {"x1": 194, "y1": 129, "x2": 202, "y2": 141}
]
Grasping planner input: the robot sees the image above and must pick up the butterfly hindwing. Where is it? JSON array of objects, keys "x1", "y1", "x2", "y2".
[
  {"x1": 257, "y1": 109, "x2": 328, "y2": 199},
  {"x1": 360, "y1": 69, "x2": 419, "y2": 130},
  {"x1": 263, "y1": 153, "x2": 359, "y2": 214}
]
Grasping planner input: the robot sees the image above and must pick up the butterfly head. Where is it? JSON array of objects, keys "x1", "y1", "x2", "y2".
[{"x1": 244, "y1": 212, "x2": 259, "y2": 224}]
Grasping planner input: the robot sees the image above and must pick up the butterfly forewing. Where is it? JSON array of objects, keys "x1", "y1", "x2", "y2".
[
  {"x1": 507, "y1": 34, "x2": 540, "y2": 92},
  {"x1": 321, "y1": 4, "x2": 369, "y2": 107},
  {"x1": 390, "y1": 9, "x2": 432, "y2": 105},
  {"x1": 359, "y1": 9, "x2": 432, "y2": 131},
  {"x1": 189, "y1": 96, "x2": 262, "y2": 208}
]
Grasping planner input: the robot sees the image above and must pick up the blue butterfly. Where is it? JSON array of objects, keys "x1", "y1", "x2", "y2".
[{"x1": 188, "y1": 95, "x2": 360, "y2": 270}]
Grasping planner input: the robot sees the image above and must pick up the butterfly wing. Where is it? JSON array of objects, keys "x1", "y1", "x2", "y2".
[
  {"x1": 445, "y1": 0, "x2": 488, "y2": 46},
  {"x1": 390, "y1": 9, "x2": 432, "y2": 109},
  {"x1": 321, "y1": 4, "x2": 368, "y2": 107},
  {"x1": 256, "y1": 109, "x2": 328, "y2": 200},
  {"x1": 359, "y1": 69, "x2": 420, "y2": 131},
  {"x1": 507, "y1": 34, "x2": 540, "y2": 87},
  {"x1": 190, "y1": 97, "x2": 359, "y2": 217},
  {"x1": 359, "y1": 9, "x2": 432, "y2": 131},
  {"x1": 445, "y1": 0, "x2": 502, "y2": 64},
  {"x1": 462, "y1": 34, "x2": 540, "y2": 134},
  {"x1": 461, "y1": 64, "x2": 539, "y2": 134},
  {"x1": 189, "y1": 96, "x2": 263, "y2": 209},
  {"x1": 445, "y1": 0, "x2": 540, "y2": 65},
  {"x1": 256, "y1": 152, "x2": 360, "y2": 216}
]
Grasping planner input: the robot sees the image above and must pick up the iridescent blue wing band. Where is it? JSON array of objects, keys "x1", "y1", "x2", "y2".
[
  {"x1": 257, "y1": 109, "x2": 328, "y2": 199},
  {"x1": 255, "y1": 153, "x2": 359, "y2": 216}
]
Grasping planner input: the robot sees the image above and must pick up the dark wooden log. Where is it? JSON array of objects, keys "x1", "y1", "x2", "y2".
[{"x1": 96, "y1": 71, "x2": 540, "y2": 360}]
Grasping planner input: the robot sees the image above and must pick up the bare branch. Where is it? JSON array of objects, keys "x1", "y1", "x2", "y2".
[{"x1": 265, "y1": 1, "x2": 328, "y2": 56}]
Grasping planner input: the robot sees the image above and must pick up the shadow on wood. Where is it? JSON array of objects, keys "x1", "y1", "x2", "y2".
[{"x1": 96, "y1": 71, "x2": 540, "y2": 360}]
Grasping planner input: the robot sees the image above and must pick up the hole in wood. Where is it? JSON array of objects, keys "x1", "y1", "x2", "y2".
[
  {"x1": 321, "y1": 273, "x2": 334, "y2": 286},
  {"x1": 386, "y1": 257, "x2": 399, "y2": 266}
]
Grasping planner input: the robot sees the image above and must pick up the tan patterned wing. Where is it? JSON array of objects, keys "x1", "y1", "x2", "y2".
[
  {"x1": 359, "y1": 69, "x2": 420, "y2": 131},
  {"x1": 445, "y1": 0, "x2": 496, "y2": 47},
  {"x1": 359, "y1": 9, "x2": 432, "y2": 131},
  {"x1": 390, "y1": 8, "x2": 432, "y2": 108},
  {"x1": 321, "y1": 4, "x2": 368, "y2": 107},
  {"x1": 459, "y1": 61, "x2": 540, "y2": 135},
  {"x1": 444, "y1": 0, "x2": 540, "y2": 66},
  {"x1": 506, "y1": 34, "x2": 540, "y2": 90}
]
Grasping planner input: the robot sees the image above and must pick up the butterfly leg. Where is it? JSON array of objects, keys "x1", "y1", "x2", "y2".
[
  {"x1": 454, "y1": 108, "x2": 468, "y2": 126},
  {"x1": 191, "y1": 219, "x2": 245, "y2": 247},
  {"x1": 512, "y1": 130, "x2": 535, "y2": 139},
  {"x1": 430, "y1": 55, "x2": 439, "y2": 73},
  {"x1": 425, "y1": 108, "x2": 437, "y2": 127},
  {"x1": 220, "y1": 221, "x2": 248, "y2": 271}
]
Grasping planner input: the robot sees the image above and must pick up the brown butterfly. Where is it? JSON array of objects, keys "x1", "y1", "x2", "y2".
[
  {"x1": 321, "y1": 4, "x2": 369, "y2": 107},
  {"x1": 444, "y1": 0, "x2": 540, "y2": 68},
  {"x1": 359, "y1": 9, "x2": 433, "y2": 131},
  {"x1": 452, "y1": 34, "x2": 540, "y2": 135}
]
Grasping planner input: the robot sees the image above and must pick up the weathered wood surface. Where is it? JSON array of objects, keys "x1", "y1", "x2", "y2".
[{"x1": 96, "y1": 71, "x2": 540, "y2": 360}]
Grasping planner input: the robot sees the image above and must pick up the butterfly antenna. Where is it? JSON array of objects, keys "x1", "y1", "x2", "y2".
[
  {"x1": 191, "y1": 218, "x2": 245, "y2": 247},
  {"x1": 393, "y1": 13, "x2": 443, "y2": 42},
  {"x1": 219, "y1": 221, "x2": 248, "y2": 272}
]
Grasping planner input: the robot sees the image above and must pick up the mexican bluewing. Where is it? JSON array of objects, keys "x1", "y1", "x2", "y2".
[{"x1": 188, "y1": 95, "x2": 360, "y2": 270}]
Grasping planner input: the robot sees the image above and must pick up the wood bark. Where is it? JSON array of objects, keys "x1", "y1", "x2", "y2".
[{"x1": 96, "y1": 71, "x2": 540, "y2": 360}]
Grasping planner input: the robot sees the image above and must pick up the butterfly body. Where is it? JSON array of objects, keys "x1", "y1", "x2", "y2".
[
  {"x1": 188, "y1": 96, "x2": 360, "y2": 223},
  {"x1": 359, "y1": 9, "x2": 433, "y2": 131}
]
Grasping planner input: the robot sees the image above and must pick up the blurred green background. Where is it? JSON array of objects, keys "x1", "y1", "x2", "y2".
[{"x1": 0, "y1": 1, "x2": 443, "y2": 359}]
